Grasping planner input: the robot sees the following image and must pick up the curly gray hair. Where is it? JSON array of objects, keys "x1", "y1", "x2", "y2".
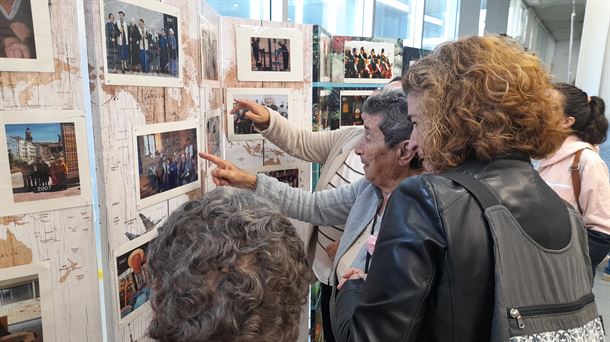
[{"x1": 146, "y1": 187, "x2": 310, "y2": 342}]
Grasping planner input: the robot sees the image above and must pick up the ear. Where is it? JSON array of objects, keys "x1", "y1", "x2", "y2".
[
  {"x1": 563, "y1": 116, "x2": 576, "y2": 129},
  {"x1": 396, "y1": 140, "x2": 416, "y2": 166}
]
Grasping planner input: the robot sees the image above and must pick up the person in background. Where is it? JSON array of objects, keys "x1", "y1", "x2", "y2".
[
  {"x1": 146, "y1": 187, "x2": 310, "y2": 342},
  {"x1": 105, "y1": 13, "x2": 119, "y2": 72},
  {"x1": 538, "y1": 83, "x2": 610, "y2": 271},
  {"x1": 158, "y1": 29, "x2": 168, "y2": 73},
  {"x1": 117, "y1": 11, "x2": 129, "y2": 74},
  {"x1": 128, "y1": 18, "x2": 140, "y2": 72},
  {"x1": 137, "y1": 19, "x2": 149, "y2": 73},
  {"x1": 333, "y1": 35, "x2": 601, "y2": 341},
  {"x1": 168, "y1": 28, "x2": 177, "y2": 76}
]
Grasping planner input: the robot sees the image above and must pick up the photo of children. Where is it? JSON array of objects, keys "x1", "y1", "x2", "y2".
[
  {"x1": 339, "y1": 91, "x2": 373, "y2": 127},
  {"x1": 115, "y1": 238, "x2": 153, "y2": 321},
  {"x1": 136, "y1": 127, "x2": 197, "y2": 201},
  {"x1": 250, "y1": 37, "x2": 290, "y2": 72},
  {"x1": 5, "y1": 123, "x2": 81, "y2": 203},
  {"x1": 343, "y1": 41, "x2": 394, "y2": 83}
]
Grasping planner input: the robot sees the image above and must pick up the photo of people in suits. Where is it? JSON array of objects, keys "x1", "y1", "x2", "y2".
[
  {"x1": 103, "y1": 0, "x2": 179, "y2": 78},
  {"x1": 136, "y1": 128, "x2": 198, "y2": 201},
  {"x1": 343, "y1": 41, "x2": 394, "y2": 82},
  {"x1": 250, "y1": 37, "x2": 291, "y2": 72},
  {"x1": 232, "y1": 94, "x2": 289, "y2": 135}
]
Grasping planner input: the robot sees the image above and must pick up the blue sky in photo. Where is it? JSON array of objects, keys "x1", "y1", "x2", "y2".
[{"x1": 5, "y1": 123, "x2": 62, "y2": 143}]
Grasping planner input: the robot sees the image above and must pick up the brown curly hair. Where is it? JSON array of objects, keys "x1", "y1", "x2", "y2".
[
  {"x1": 146, "y1": 187, "x2": 311, "y2": 342},
  {"x1": 404, "y1": 35, "x2": 568, "y2": 172}
]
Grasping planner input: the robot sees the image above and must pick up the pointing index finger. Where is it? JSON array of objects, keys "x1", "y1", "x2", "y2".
[{"x1": 198, "y1": 152, "x2": 226, "y2": 168}]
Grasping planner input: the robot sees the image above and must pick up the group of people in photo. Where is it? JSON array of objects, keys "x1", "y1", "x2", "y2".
[
  {"x1": 105, "y1": 10, "x2": 178, "y2": 76},
  {"x1": 144, "y1": 138, "x2": 197, "y2": 195},
  {"x1": 19, "y1": 156, "x2": 68, "y2": 193},
  {"x1": 344, "y1": 46, "x2": 392, "y2": 79},
  {"x1": 250, "y1": 37, "x2": 291, "y2": 71}
]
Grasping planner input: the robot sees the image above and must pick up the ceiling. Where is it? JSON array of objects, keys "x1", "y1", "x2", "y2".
[{"x1": 523, "y1": 0, "x2": 587, "y2": 41}]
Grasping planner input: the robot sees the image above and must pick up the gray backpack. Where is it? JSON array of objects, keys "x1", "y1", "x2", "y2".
[{"x1": 443, "y1": 172, "x2": 605, "y2": 341}]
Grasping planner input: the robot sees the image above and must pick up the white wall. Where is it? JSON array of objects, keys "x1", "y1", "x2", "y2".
[{"x1": 551, "y1": 39, "x2": 580, "y2": 83}]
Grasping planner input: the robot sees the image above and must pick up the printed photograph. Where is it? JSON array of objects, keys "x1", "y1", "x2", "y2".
[
  {"x1": 101, "y1": 0, "x2": 181, "y2": 87},
  {"x1": 313, "y1": 25, "x2": 331, "y2": 82},
  {"x1": 115, "y1": 237, "x2": 153, "y2": 322},
  {"x1": 136, "y1": 127, "x2": 198, "y2": 202},
  {"x1": 0, "y1": 275, "x2": 43, "y2": 341},
  {"x1": 312, "y1": 88, "x2": 330, "y2": 132},
  {"x1": 200, "y1": 13, "x2": 219, "y2": 82},
  {"x1": 259, "y1": 168, "x2": 299, "y2": 188},
  {"x1": 250, "y1": 37, "x2": 291, "y2": 72},
  {"x1": 5, "y1": 123, "x2": 81, "y2": 203},
  {"x1": 339, "y1": 91, "x2": 373, "y2": 127},
  {"x1": 226, "y1": 88, "x2": 291, "y2": 141},
  {"x1": 205, "y1": 115, "x2": 221, "y2": 158},
  {"x1": 343, "y1": 41, "x2": 394, "y2": 82},
  {"x1": 0, "y1": 0, "x2": 54, "y2": 72},
  {"x1": 236, "y1": 26, "x2": 303, "y2": 82}
]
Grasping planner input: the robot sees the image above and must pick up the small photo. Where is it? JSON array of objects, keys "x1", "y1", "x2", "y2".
[
  {"x1": 101, "y1": 0, "x2": 181, "y2": 87},
  {"x1": 134, "y1": 121, "x2": 200, "y2": 209},
  {"x1": 255, "y1": 165, "x2": 301, "y2": 188},
  {"x1": 339, "y1": 90, "x2": 374, "y2": 127},
  {"x1": 200, "y1": 13, "x2": 219, "y2": 83},
  {"x1": 5, "y1": 123, "x2": 80, "y2": 202},
  {"x1": 114, "y1": 232, "x2": 156, "y2": 325},
  {"x1": 313, "y1": 25, "x2": 331, "y2": 82},
  {"x1": 205, "y1": 114, "x2": 221, "y2": 158},
  {"x1": 0, "y1": 262, "x2": 54, "y2": 342},
  {"x1": 0, "y1": 0, "x2": 54, "y2": 72},
  {"x1": 343, "y1": 41, "x2": 394, "y2": 83},
  {"x1": 236, "y1": 26, "x2": 304, "y2": 82},
  {"x1": 250, "y1": 37, "x2": 291, "y2": 72},
  {"x1": 0, "y1": 111, "x2": 92, "y2": 216},
  {"x1": 319, "y1": 89, "x2": 330, "y2": 131},
  {"x1": 226, "y1": 88, "x2": 291, "y2": 141}
]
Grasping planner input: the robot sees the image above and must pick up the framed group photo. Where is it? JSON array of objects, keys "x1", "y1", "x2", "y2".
[
  {"x1": 113, "y1": 231, "x2": 157, "y2": 326},
  {"x1": 100, "y1": 0, "x2": 182, "y2": 87},
  {"x1": 133, "y1": 120, "x2": 200, "y2": 209},
  {"x1": 253, "y1": 164, "x2": 304, "y2": 189},
  {"x1": 0, "y1": 261, "x2": 55, "y2": 342},
  {"x1": 0, "y1": 110, "x2": 92, "y2": 216},
  {"x1": 339, "y1": 90, "x2": 374, "y2": 127},
  {"x1": 0, "y1": 0, "x2": 54, "y2": 72},
  {"x1": 343, "y1": 40, "x2": 395, "y2": 83},
  {"x1": 235, "y1": 25, "x2": 304, "y2": 82},
  {"x1": 225, "y1": 88, "x2": 292, "y2": 141}
]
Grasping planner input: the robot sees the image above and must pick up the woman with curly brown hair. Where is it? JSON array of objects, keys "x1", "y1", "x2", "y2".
[
  {"x1": 333, "y1": 36, "x2": 602, "y2": 341},
  {"x1": 538, "y1": 83, "x2": 610, "y2": 271}
]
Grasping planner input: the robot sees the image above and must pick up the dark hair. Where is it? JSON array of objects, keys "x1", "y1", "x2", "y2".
[
  {"x1": 362, "y1": 89, "x2": 412, "y2": 148},
  {"x1": 108, "y1": 13, "x2": 113, "y2": 18},
  {"x1": 118, "y1": 11, "x2": 125, "y2": 15},
  {"x1": 139, "y1": 18, "x2": 144, "y2": 23},
  {"x1": 554, "y1": 83, "x2": 608, "y2": 145},
  {"x1": 146, "y1": 187, "x2": 310, "y2": 342}
]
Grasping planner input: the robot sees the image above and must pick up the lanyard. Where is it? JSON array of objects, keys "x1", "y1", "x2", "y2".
[{"x1": 364, "y1": 200, "x2": 383, "y2": 273}]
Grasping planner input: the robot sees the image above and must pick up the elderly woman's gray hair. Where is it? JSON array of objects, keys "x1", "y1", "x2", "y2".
[
  {"x1": 146, "y1": 187, "x2": 310, "y2": 342},
  {"x1": 362, "y1": 88, "x2": 412, "y2": 147}
]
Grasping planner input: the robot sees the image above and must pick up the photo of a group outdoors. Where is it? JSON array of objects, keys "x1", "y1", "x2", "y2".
[
  {"x1": 250, "y1": 37, "x2": 291, "y2": 72},
  {"x1": 5, "y1": 123, "x2": 81, "y2": 203},
  {"x1": 136, "y1": 128, "x2": 198, "y2": 201},
  {"x1": 103, "y1": 0, "x2": 179, "y2": 77}
]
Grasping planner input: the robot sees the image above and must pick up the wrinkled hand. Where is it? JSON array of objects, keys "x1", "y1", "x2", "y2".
[
  {"x1": 198, "y1": 152, "x2": 257, "y2": 189},
  {"x1": 3, "y1": 37, "x2": 30, "y2": 58},
  {"x1": 230, "y1": 99, "x2": 270, "y2": 126},
  {"x1": 337, "y1": 268, "x2": 366, "y2": 290},
  {"x1": 325, "y1": 241, "x2": 339, "y2": 260}
]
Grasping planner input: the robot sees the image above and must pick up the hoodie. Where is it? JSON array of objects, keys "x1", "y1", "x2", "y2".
[{"x1": 538, "y1": 135, "x2": 610, "y2": 235}]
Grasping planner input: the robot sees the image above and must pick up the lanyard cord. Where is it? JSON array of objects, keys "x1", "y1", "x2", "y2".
[{"x1": 365, "y1": 200, "x2": 383, "y2": 273}]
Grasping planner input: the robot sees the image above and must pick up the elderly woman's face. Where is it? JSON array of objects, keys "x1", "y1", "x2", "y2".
[{"x1": 354, "y1": 113, "x2": 401, "y2": 190}]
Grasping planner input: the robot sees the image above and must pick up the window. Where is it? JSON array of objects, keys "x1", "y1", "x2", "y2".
[
  {"x1": 422, "y1": 0, "x2": 458, "y2": 49},
  {"x1": 287, "y1": 0, "x2": 370, "y2": 36},
  {"x1": 374, "y1": 0, "x2": 412, "y2": 40},
  {"x1": 205, "y1": 0, "x2": 268, "y2": 20}
]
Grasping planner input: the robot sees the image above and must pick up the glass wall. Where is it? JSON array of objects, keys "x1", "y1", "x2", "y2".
[
  {"x1": 422, "y1": 0, "x2": 458, "y2": 49},
  {"x1": 206, "y1": 0, "x2": 268, "y2": 20},
  {"x1": 374, "y1": 0, "x2": 412, "y2": 40},
  {"x1": 286, "y1": 0, "x2": 369, "y2": 36}
]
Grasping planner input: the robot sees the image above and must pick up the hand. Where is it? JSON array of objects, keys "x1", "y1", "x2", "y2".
[
  {"x1": 230, "y1": 99, "x2": 271, "y2": 127},
  {"x1": 3, "y1": 37, "x2": 31, "y2": 58},
  {"x1": 198, "y1": 152, "x2": 257, "y2": 189},
  {"x1": 9, "y1": 22, "x2": 32, "y2": 42},
  {"x1": 337, "y1": 268, "x2": 366, "y2": 290},
  {"x1": 325, "y1": 241, "x2": 339, "y2": 260}
]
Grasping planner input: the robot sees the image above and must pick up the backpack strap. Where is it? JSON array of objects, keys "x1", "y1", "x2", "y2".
[
  {"x1": 570, "y1": 149, "x2": 585, "y2": 214},
  {"x1": 441, "y1": 171, "x2": 501, "y2": 210}
]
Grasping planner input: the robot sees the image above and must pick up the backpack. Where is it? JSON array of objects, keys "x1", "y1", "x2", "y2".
[{"x1": 442, "y1": 171, "x2": 605, "y2": 341}]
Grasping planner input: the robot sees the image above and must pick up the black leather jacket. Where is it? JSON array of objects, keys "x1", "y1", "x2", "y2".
[{"x1": 333, "y1": 155, "x2": 573, "y2": 341}]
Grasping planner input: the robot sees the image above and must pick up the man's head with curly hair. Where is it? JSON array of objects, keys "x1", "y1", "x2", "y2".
[{"x1": 146, "y1": 187, "x2": 310, "y2": 342}]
